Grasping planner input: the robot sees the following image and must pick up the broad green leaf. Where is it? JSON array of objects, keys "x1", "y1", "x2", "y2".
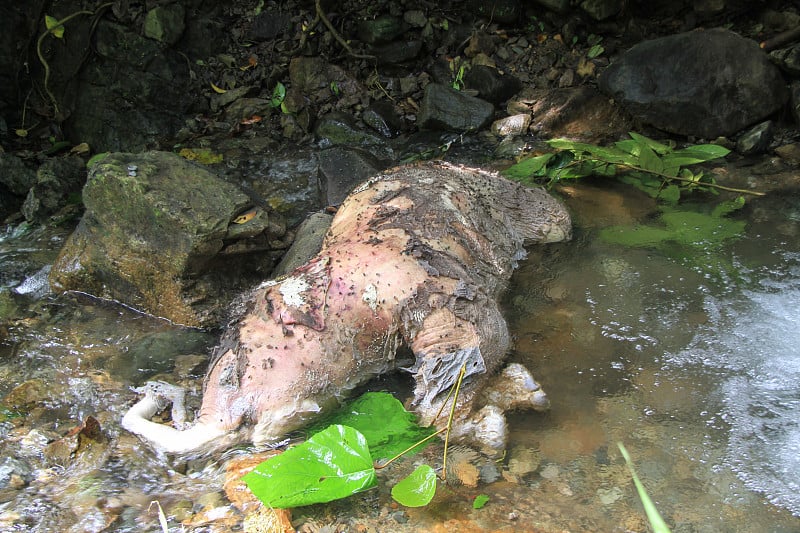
[
  {"x1": 637, "y1": 144, "x2": 664, "y2": 174},
  {"x1": 473, "y1": 494, "x2": 490, "y2": 509},
  {"x1": 628, "y1": 132, "x2": 673, "y2": 155},
  {"x1": 618, "y1": 443, "x2": 672, "y2": 533},
  {"x1": 657, "y1": 184, "x2": 681, "y2": 205},
  {"x1": 243, "y1": 424, "x2": 377, "y2": 508},
  {"x1": 271, "y1": 82, "x2": 286, "y2": 107},
  {"x1": 711, "y1": 195, "x2": 745, "y2": 218},
  {"x1": 45, "y1": 15, "x2": 65, "y2": 38},
  {"x1": 662, "y1": 144, "x2": 730, "y2": 167},
  {"x1": 502, "y1": 153, "x2": 553, "y2": 180},
  {"x1": 548, "y1": 139, "x2": 631, "y2": 164},
  {"x1": 308, "y1": 392, "x2": 435, "y2": 460},
  {"x1": 391, "y1": 464, "x2": 437, "y2": 507}
]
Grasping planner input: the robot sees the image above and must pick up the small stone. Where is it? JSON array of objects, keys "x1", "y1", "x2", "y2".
[
  {"x1": 736, "y1": 121, "x2": 774, "y2": 156},
  {"x1": 491, "y1": 114, "x2": 531, "y2": 137}
]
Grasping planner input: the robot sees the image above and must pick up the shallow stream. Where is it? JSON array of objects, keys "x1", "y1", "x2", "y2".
[{"x1": 2, "y1": 170, "x2": 800, "y2": 532}]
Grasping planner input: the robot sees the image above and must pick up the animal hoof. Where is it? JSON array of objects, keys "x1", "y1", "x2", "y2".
[{"x1": 131, "y1": 381, "x2": 188, "y2": 428}]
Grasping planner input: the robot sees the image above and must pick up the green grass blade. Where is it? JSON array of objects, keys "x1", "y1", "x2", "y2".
[{"x1": 617, "y1": 442, "x2": 671, "y2": 533}]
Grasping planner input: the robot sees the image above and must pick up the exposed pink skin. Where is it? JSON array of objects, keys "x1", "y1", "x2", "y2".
[{"x1": 122, "y1": 162, "x2": 571, "y2": 455}]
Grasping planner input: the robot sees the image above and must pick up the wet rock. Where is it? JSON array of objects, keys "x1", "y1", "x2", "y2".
[
  {"x1": 314, "y1": 112, "x2": 392, "y2": 158},
  {"x1": 403, "y1": 10, "x2": 428, "y2": 28},
  {"x1": 143, "y1": 4, "x2": 185, "y2": 46},
  {"x1": 357, "y1": 15, "x2": 406, "y2": 44},
  {"x1": 580, "y1": 0, "x2": 624, "y2": 20},
  {"x1": 273, "y1": 212, "x2": 333, "y2": 277},
  {"x1": 0, "y1": 154, "x2": 36, "y2": 219},
  {"x1": 21, "y1": 156, "x2": 85, "y2": 223},
  {"x1": 599, "y1": 28, "x2": 788, "y2": 138},
  {"x1": 0, "y1": 456, "x2": 30, "y2": 490},
  {"x1": 736, "y1": 121, "x2": 774, "y2": 156},
  {"x1": 464, "y1": 65, "x2": 522, "y2": 104},
  {"x1": 0, "y1": 154, "x2": 36, "y2": 196},
  {"x1": 417, "y1": 83, "x2": 495, "y2": 132},
  {"x1": 361, "y1": 100, "x2": 404, "y2": 138},
  {"x1": 43, "y1": 416, "x2": 108, "y2": 466},
  {"x1": 49, "y1": 152, "x2": 290, "y2": 327},
  {"x1": 534, "y1": 0, "x2": 571, "y2": 12},
  {"x1": 3, "y1": 379, "x2": 47, "y2": 410},
  {"x1": 509, "y1": 86, "x2": 632, "y2": 143},
  {"x1": 317, "y1": 145, "x2": 387, "y2": 205}
]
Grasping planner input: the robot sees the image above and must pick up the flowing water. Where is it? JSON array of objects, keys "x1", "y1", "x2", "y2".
[{"x1": 2, "y1": 177, "x2": 800, "y2": 532}]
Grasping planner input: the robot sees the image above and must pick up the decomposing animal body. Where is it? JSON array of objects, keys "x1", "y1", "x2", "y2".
[{"x1": 122, "y1": 162, "x2": 571, "y2": 455}]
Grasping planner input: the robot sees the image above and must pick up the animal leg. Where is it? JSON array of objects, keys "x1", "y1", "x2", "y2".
[{"x1": 121, "y1": 381, "x2": 228, "y2": 455}]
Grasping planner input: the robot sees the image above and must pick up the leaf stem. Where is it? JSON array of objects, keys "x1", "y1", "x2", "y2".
[
  {"x1": 374, "y1": 427, "x2": 447, "y2": 470},
  {"x1": 441, "y1": 363, "x2": 467, "y2": 483}
]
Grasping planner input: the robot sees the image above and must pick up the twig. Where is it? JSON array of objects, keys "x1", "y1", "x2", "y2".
[
  {"x1": 314, "y1": 0, "x2": 375, "y2": 60},
  {"x1": 760, "y1": 26, "x2": 800, "y2": 51}
]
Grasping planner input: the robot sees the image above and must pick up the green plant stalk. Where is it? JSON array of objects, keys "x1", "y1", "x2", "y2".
[
  {"x1": 375, "y1": 427, "x2": 447, "y2": 470},
  {"x1": 563, "y1": 158, "x2": 763, "y2": 197},
  {"x1": 617, "y1": 442, "x2": 672, "y2": 533},
  {"x1": 441, "y1": 363, "x2": 467, "y2": 483},
  {"x1": 36, "y1": 3, "x2": 113, "y2": 118}
]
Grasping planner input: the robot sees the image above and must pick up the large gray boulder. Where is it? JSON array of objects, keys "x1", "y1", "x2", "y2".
[
  {"x1": 599, "y1": 29, "x2": 788, "y2": 138},
  {"x1": 49, "y1": 151, "x2": 291, "y2": 327}
]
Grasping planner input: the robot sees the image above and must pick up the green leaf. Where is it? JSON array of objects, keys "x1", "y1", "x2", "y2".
[
  {"x1": 473, "y1": 494, "x2": 490, "y2": 509},
  {"x1": 308, "y1": 392, "x2": 435, "y2": 460},
  {"x1": 271, "y1": 82, "x2": 286, "y2": 108},
  {"x1": 391, "y1": 464, "x2": 437, "y2": 507},
  {"x1": 502, "y1": 154, "x2": 553, "y2": 181},
  {"x1": 45, "y1": 15, "x2": 65, "y2": 38},
  {"x1": 243, "y1": 424, "x2": 377, "y2": 508},
  {"x1": 637, "y1": 144, "x2": 664, "y2": 174},
  {"x1": 617, "y1": 443, "x2": 672, "y2": 533},
  {"x1": 662, "y1": 144, "x2": 730, "y2": 167},
  {"x1": 657, "y1": 184, "x2": 681, "y2": 205},
  {"x1": 587, "y1": 44, "x2": 604, "y2": 58},
  {"x1": 711, "y1": 196, "x2": 745, "y2": 218},
  {"x1": 627, "y1": 132, "x2": 673, "y2": 155}
]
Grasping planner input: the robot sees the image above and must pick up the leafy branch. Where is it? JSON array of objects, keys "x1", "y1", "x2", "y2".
[{"x1": 502, "y1": 132, "x2": 763, "y2": 201}]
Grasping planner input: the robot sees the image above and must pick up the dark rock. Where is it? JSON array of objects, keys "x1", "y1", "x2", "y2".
[
  {"x1": 361, "y1": 100, "x2": 404, "y2": 138},
  {"x1": 534, "y1": 0, "x2": 571, "y2": 12},
  {"x1": 49, "y1": 152, "x2": 290, "y2": 327},
  {"x1": 315, "y1": 112, "x2": 392, "y2": 158},
  {"x1": 598, "y1": 29, "x2": 788, "y2": 138},
  {"x1": 273, "y1": 212, "x2": 333, "y2": 277},
  {"x1": 317, "y1": 146, "x2": 387, "y2": 205},
  {"x1": 770, "y1": 43, "x2": 800, "y2": 77},
  {"x1": 790, "y1": 81, "x2": 800, "y2": 126},
  {"x1": 372, "y1": 40, "x2": 423, "y2": 64},
  {"x1": 464, "y1": 65, "x2": 523, "y2": 104},
  {"x1": 580, "y1": 0, "x2": 624, "y2": 21},
  {"x1": 417, "y1": 83, "x2": 495, "y2": 132},
  {"x1": 143, "y1": 4, "x2": 185, "y2": 46},
  {"x1": 508, "y1": 86, "x2": 631, "y2": 143},
  {"x1": 357, "y1": 15, "x2": 406, "y2": 44},
  {"x1": 0, "y1": 154, "x2": 36, "y2": 196},
  {"x1": 65, "y1": 19, "x2": 206, "y2": 152},
  {"x1": 736, "y1": 121, "x2": 774, "y2": 156},
  {"x1": 249, "y1": 10, "x2": 292, "y2": 41},
  {"x1": 21, "y1": 156, "x2": 85, "y2": 223}
]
